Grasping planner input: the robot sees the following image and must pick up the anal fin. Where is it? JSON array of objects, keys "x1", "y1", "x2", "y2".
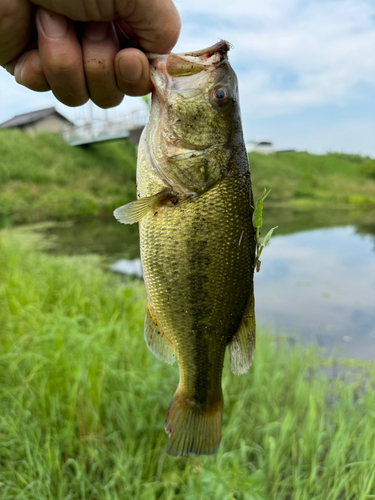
[
  {"x1": 145, "y1": 305, "x2": 175, "y2": 365},
  {"x1": 228, "y1": 292, "x2": 256, "y2": 375}
]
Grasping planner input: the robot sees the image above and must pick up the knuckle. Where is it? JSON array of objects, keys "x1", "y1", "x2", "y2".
[
  {"x1": 24, "y1": 77, "x2": 50, "y2": 92},
  {"x1": 43, "y1": 54, "x2": 89, "y2": 106},
  {"x1": 57, "y1": 93, "x2": 89, "y2": 107},
  {"x1": 0, "y1": 0, "x2": 26, "y2": 22},
  {"x1": 47, "y1": 56, "x2": 78, "y2": 76},
  {"x1": 81, "y1": 0, "x2": 115, "y2": 21},
  {"x1": 92, "y1": 93, "x2": 124, "y2": 109},
  {"x1": 83, "y1": 57, "x2": 110, "y2": 76},
  {"x1": 20, "y1": 53, "x2": 49, "y2": 91},
  {"x1": 0, "y1": 1, "x2": 32, "y2": 65},
  {"x1": 117, "y1": 80, "x2": 153, "y2": 97}
]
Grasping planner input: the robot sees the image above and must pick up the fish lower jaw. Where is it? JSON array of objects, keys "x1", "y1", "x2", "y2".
[
  {"x1": 166, "y1": 147, "x2": 206, "y2": 160},
  {"x1": 162, "y1": 141, "x2": 227, "y2": 160}
]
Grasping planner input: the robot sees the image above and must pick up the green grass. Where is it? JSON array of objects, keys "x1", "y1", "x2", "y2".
[
  {"x1": 0, "y1": 130, "x2": 137, "y2": 226},
  {"x1": 249, "y1": 151, "x2": 375, "y2": 208},
  {"x1": 1, "y1": 130, "x2": 375, "y2": 228},
  {"x1": 1, "y1": 231, "x2": 375, "y2": 499}
]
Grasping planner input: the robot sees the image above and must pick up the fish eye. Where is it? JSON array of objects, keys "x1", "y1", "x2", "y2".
[
  {"x1": 211, "y1": 86, "x2": 229, "y2": 105},
  {"x1": 215, "y1": 88, "x2": 226, "y2": 100}
]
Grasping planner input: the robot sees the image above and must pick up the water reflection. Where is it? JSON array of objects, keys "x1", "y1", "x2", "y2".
[
  {"x1": 109, "y1": 258, "x2": 143, "y2": 278},
  {"x1": 255, "y1": 226, "x2": 375, "y2": 359},
  {"x1": 32, "y1": 208, "x2": 375, "y2": 359},
  {"x1": 38, "y1": 218, "x2": 140, "y2": 260}
]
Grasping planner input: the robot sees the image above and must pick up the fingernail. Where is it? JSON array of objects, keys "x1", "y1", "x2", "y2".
[
  {"x1": 118, "y1": 55, "x2": 143, "y2": 83},
  {"x1": 38, "y1": 8, "x2": 68, "y2": 38},
  {"x1": 84, "y1": 22, "x2": 109, "y2": 41}
]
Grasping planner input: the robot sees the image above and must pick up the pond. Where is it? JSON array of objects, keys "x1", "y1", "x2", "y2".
[{"x1": 31, "y1": 207, "x2": 375, "y2": 360}]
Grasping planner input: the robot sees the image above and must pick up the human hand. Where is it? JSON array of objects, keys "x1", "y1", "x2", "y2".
[{"x1": 0, "y1": 0, "x2": 180, "y2": 108}]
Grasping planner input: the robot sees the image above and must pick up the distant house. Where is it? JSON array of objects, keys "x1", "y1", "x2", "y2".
[
  {"x1": 0, "y1": 107, "x2": 74, "y2": 135},
  {"x1": 246, "y1": 141, "x2": 275, "y2": 155}
]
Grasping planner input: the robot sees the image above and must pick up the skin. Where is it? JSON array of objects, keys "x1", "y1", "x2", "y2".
[{"x1": 0, "y1": 0, "x2": 180, "y2": 108}]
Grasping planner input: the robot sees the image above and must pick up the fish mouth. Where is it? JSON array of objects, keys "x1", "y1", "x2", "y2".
[{"x1": 148, "y1": 40, "x2": 231, "y2": 79}]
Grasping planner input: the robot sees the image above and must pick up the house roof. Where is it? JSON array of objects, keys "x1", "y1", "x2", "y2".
[{"x1": 0, "y1": 107, "x2": 74, "y2": 129}]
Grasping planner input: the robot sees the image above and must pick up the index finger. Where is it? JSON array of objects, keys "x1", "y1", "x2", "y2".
[
  {"x1": 116, "y1": 0, "x2": 181, "y2": 54},
  {"x1": 31, "y1": 0, "x2": 180, "y2": 53},
  {"x1": 0, "y1": 0, "x2": 32, "y2": 66}
]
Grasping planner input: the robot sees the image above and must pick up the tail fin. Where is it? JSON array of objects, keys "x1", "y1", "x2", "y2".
[{"x1": 164, "y1": 387, "x2": 222, "y2": 457}]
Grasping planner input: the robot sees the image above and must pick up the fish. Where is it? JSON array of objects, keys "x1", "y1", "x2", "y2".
[{"x1": 114, "y1": 40, "x2": 256, "y2": 457}]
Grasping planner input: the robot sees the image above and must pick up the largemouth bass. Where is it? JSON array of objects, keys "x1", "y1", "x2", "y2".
[{"x1": 114, "y1": 41, "x2": 256, "y2": 457}]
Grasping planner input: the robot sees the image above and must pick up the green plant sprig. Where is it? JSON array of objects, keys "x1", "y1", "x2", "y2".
[{"x1": 253, "y1": 188, "x2": 278, "y2": 272}]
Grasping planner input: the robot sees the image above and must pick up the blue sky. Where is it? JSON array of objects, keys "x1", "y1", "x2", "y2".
[{"x1": 1, "y1": 0, "x2": 375, "y2": 156}]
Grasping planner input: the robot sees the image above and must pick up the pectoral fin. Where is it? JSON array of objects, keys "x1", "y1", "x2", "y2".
[
  {"x1": 144, "y1": 304, "x2": 175, "y2": 364},
  {"x1": 228, "y1": 293, "x2": 256, "y2": 375},
  {"x1": 113, "y1": 190, "x2": 170, "y2": 225}
]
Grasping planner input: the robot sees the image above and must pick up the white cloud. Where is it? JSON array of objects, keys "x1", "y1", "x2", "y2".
[
  {"x1": 176, "y1": 0, "x2": 375, "y2": 118},
  {"x1": 254, "y1": 227, "x2": 375, "y2": 352},
  {"x1": 1, "y1": 0, "x2": 375, "y2": 154}
]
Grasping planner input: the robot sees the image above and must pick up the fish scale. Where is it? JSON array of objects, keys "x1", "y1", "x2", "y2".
[
  {"x1": 114, "y1": 41, "x2": 256, "y2": 456},
  {"x1": 139, "y1": 166, "x2": 254, "y2": 442}
]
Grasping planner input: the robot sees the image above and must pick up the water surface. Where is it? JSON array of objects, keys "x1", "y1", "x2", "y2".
[
  {"x1": 31, "y1": 208, "x2": 375, "y2": 359},
  {"x1": 255, "y1": 225, "x2": 375, "y2": 359}
]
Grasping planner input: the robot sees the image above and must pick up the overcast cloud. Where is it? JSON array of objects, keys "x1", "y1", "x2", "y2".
[{"x1": 0, "y1": 0, "x2": 374, "y2": 155}]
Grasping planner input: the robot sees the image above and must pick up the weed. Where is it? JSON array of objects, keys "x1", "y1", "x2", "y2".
[{"x1": 1, "y1": 231, "x2": 374, "y2": 499}]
